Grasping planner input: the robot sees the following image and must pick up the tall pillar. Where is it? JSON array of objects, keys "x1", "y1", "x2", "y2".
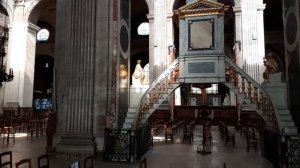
[
  {"x1": 4, "y1": 18, "x2": 39, "y2": 111},
  {"x1": 55, "y1": 0, "x2": 100, "y2": 155},
  {"x1": 147, "y1": 14, "x2": 155, "y2": 83},
  {"x1": 148, "y1": 0, "x2": 174, "y2": 82},
  {"x1": 256, "y1": 1, "x2": 266, "y2": 83},
  {"x1": 233, "y1": 6, "x2": 242, "y2": 67},
  {"x1": 235, "y1": 0, "x2": 265, "y2": 84}
]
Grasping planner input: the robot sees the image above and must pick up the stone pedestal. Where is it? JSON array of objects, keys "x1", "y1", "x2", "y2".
[
  {"x1": 262, "y1": 73, "x2": 288, "y2": 108},
  {"x1": 56, "y1": 134, "x2": 96, "y2": 158},
  {"x1": 130, "y1": 85, "x2": 149, "y2": 107}
]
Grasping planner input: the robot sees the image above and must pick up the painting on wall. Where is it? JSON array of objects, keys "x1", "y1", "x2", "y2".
[{"x1": 188, "y1": 19, "x2": 214, "y2": 50}]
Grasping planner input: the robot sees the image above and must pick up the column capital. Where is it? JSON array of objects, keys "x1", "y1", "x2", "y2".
[
  {"x1": 147, "y1": 14, "x2": 154, "y2": 22},
  {"x1": 167, "y1": 13, "x2": 173, "y2": 19},
  {"x1": 257, "y1": 4, "x2": 266, "y2": 11},
  {"x1": 232, "y1": 6, "x2": 241, "y2": 13},
  {"x1": 27, "y1": 22, "x2": 40, "y2": 34}
]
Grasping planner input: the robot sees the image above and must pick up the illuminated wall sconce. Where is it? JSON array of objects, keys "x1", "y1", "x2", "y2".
[{"x1": 120, "y1": 64, "x2": 128, "y2": 79}]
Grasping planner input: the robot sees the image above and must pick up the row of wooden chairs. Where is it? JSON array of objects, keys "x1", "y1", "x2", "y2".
[
  {"x1": 0, "y1": 151, "x2": 49, "y2": 168},
  {"x1": 1, "y1": 151, "x2": 94, "y2": 168},
  {"x1": 0, "y1": 116, "x2": 49, "y2": 145}
]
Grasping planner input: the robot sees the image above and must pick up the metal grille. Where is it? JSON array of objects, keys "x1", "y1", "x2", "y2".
[
  {"x1": 287, "y1": 136, "x2": 300, "y2": 168},
  {"x1": 104, "y1": 129, "x2": 133, "y2": 162},
  {"x1": 104, "y1": 125, "x2": 151, "y2": 163}
]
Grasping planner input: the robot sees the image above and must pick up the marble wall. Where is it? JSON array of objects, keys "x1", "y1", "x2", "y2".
[{"x1": 283, "y1": 0, "x2": 300, "y2": 128}]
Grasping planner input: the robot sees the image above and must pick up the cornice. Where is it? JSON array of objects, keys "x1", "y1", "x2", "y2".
[{"x1": 174, "y1": 0, "x2": 229, "y2": 19}]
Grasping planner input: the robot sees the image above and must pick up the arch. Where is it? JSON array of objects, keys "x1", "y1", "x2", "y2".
[
  {"x1": 145, "y1": 0, "x2": 154, "y2": 14},
  {"x1": 0, "y1": 0, "x2": 14, "y2": 23},
  {"x1": 25, "y1": 0, "x2": 44, "y2": 22}
]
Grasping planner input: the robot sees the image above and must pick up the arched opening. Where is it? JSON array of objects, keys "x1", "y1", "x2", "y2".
[
  {"x1": 29, "y1": 0, "x2": 56, "y2": 112},
  {"x1": 130, "y1": 0, "x2": 149, "y2": 86}
]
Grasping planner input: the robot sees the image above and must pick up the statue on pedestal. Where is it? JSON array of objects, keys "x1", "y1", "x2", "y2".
[{"x1": 132, "y1": 60, "x2": 145, "y2": 87}]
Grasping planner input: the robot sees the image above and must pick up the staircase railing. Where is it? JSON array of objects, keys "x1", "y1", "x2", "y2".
[
  {"x1": 225, "y1": 57, "x2": 280, "y2": 133},
  {"x1": 134, "y1": 59, "x2": 180, "y2": 128}
]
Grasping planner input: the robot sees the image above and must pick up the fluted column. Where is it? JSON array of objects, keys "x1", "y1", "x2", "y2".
[
  {"x1": 233, "y1": 6, "x2": 242, "y2": 68},
  {"x1": 239, "y1": 0, "x2": 265, "y2": 84},
  {"x1": 256, "y1": 2, "x2": 266, "y2": 84},
  {"x1": 56, "y1": 0, "x2": 97, "y2": 155},
  {"x1": 147, "y1": 14, "x2": 155, "y2": 83},
  {"x1": 65, "y1": 0, "x2": 95, "y2": 134}
]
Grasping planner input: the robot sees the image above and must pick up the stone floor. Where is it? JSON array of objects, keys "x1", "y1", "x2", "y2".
[{"x1": 0, "y1": 126, "x2": 274, "y2": 168}]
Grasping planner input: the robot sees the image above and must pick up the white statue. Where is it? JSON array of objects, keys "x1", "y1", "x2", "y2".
[
  {"x1": 132, "y1": 60, "x2": 145, "y2": 86},
  {"x1": 223, "y1": 93, "x2": 230, "y2": 106},
  {"x1": 142, "y1": 63, "x2": 149, "y2": 85}
]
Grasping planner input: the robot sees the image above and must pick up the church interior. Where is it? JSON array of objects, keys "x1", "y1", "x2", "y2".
[{"x1": 0, "y1": 0, "x2": 299, "y2": 167}]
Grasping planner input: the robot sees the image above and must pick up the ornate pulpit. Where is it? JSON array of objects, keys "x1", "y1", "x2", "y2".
[{"x1": 174, "y1": 0, "x2": 229, "y2": 84}]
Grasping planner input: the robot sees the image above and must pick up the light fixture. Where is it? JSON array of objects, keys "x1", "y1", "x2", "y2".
[{"x1": 0, "y1": 0, "x2": 13, "y2": 86}]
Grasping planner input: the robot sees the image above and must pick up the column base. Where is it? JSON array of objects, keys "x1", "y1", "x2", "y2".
[{"x1": 55, "y1": 133, "x2": 96, "y2": 159}]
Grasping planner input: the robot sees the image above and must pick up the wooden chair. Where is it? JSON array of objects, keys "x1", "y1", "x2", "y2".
[
  {"x1": 37, "y1": 154, "x2": 49, "y2": 168},
  {"x1": 164, "y1": 127, "x2": 173, "y2": 143},
  {"x1": 84, "y1": 155, "x2": 93, "y2": 168},
  {"x1": 15, "y1": 158, "x2": 32, "y2": 168},
  {"x1": 225, "y1": 126, "x2": 235, "y2": 147},
  {"x1": 2, "y1": 126, "x2": 15, "y2": 144},
  {"x1": 139, "y1": 158, "x2": 147, "y2": 168},
  {"x1": 246, "y1": 128, "x2": 259, "y2": 152},
  {"x1": 183, "y1": 125, "x2": 193, "y2": 144},
  {"x1": 0, "y1": 151, "x2": 12, "y2": 168},
  {"x1": 27, "y1": 120, "x2": 38, "y2": 139},
  {"x1": 69, "y1": 161, "x2": 80, "y2": 168}
]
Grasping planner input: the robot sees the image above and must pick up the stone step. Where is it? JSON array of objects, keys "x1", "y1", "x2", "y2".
[
  {"x1": 278, "y1": 114, "x2": 292, "y2": 121},
  {"x1": 123, "y1": 123, "x2": 132, "y2": 129},
  {"x1": 127, "y1": 112, "x2": 136, "y2": 118},
  {"x1": 277, "y1": 109, "x2": 290, "y2": 115},
  {"x1": 283, "y1": 127, "x2": 298, "y2": 134},
  {"x1": 125, "y1": 118, "x2": 135, "y2": 123},
  {"x1": 281, "y1": 121, "x2": 295, "y2": 127},
  {"x1": 128, "y1": 108, "x2": 136, "y2": 113}
]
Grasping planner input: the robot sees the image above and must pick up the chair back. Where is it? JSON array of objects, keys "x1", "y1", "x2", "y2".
[
  {"x1": 84, "y1": 156, "x2": 93, "y2": 168},
  {"x1": 70, "y1": 161, "x2": 80, "y2": 168},
  {"x1": 0, "y1": 151, "x2": 12, "y2": 168},
  {"x1": 38, "y1": 154, "x2": 49, "y2": 168},
  {"x1": 15, "y1": 158, "x2": 32, "y2": 168}
]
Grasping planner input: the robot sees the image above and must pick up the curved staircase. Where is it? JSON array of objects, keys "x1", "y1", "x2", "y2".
[
  {"x1": 123, "y1": 59, "x2": 180, "y2": 129},
  {"x1": 123, "y1": 57, "x2": 297, "y2": 135},
  {"x1": 224, "y1": 57, "x2": 297, "y2": 134}
]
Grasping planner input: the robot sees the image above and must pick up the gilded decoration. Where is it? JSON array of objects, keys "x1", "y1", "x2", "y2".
[{"x1": 174, "y1": 0, "x2": 229, "y2": 19}]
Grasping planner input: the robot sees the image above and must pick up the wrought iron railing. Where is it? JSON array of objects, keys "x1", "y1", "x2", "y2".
[
  {"x1": 134, "y1": 59, "x2": 179, "y2": 128},
  {"x1": 225, "y1": 57, "x2": 280, "y2": 133},
  {"x1": 104, "y1": 125, "x2": 151, "y2": 162},
  {"x1": 285, "y1": 135, "x2": 300, "y2": 168}
]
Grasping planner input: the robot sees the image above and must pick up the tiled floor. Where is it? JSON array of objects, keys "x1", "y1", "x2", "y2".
[{"x1": 0, "y1": 126, "x2": 274, "y2": 168}]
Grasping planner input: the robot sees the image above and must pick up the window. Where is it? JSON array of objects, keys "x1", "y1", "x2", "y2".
[
  {"x1": 191, "y1": 84, "x2": 218, "y2": 94},
  {"x1": 37, "y1": 29, "x2": 50, "y2": 41},
  {"x1": 137, "y1": 22, "x2": 149, "y2": 35}
]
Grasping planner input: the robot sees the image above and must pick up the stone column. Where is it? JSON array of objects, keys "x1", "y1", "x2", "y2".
[
  {"x1": 233, "y1": 6, "x2": 242, "y2": 67},
  {"x1": 167, "y1": 12, "x2": 174, "y2": 64},
  {"x1": 147, "y1": 14, "x2": 154, "y2": 83},
  {"x1": 4, "y1": 20, "x2": 39, "y2": 110},
  {"x1": 55, "y1": 0, "x2": 98, "y2": 156},
  {"x1": 256, "y1": 2, "x2": 266, "y2": 83},
  {"x1": 238, "y1": 0, "x2": 265, "y2": 84}
]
